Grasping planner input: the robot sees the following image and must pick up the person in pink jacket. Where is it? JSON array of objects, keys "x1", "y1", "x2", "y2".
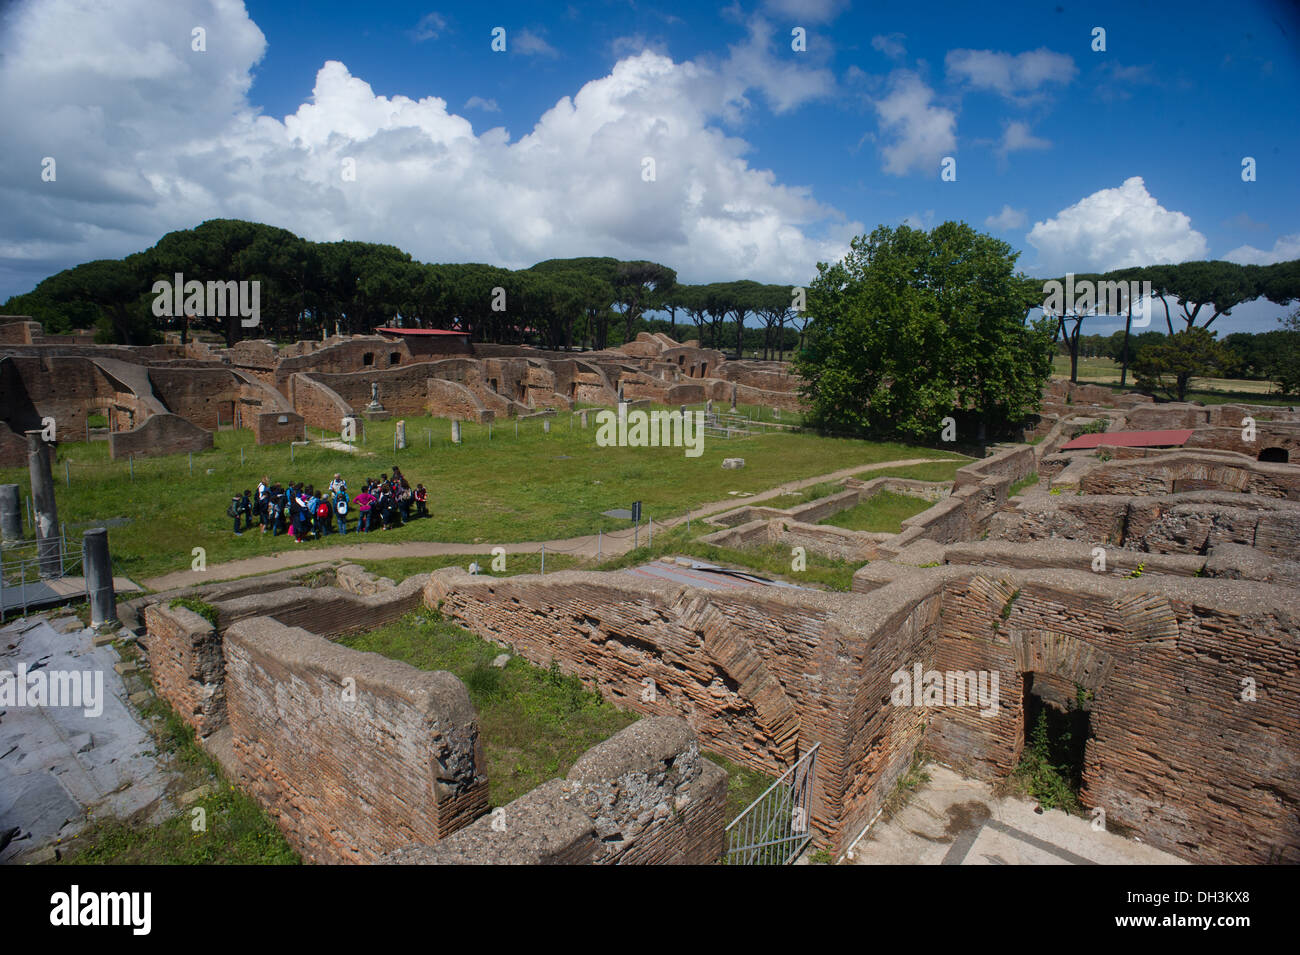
[{"x1": 353, "y1": 487, "x2": 377, "y2": 533}]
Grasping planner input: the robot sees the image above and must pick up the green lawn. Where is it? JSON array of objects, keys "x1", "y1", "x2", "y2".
[
  {"x1": 355, "y1": 551, "x2": 579, "y2": 583},
  {"x1": 816, "y1": 490, "x2": 934, "y2": 533},
  {"x1": 0, "y1": 407, "x2": 962, "y2": 581},
  {"x1": 339, "y1": 611, "x2": 637, "y2": 808}
]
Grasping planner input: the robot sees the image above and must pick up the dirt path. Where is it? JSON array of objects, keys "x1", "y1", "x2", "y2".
[{"x1": 141, "y1": 457, "x2": 946, "y2": 591}]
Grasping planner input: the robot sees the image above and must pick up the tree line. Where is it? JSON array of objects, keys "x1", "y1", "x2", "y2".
[
  {"x1": 2, "y1": 218, "x2": 809, "y2": 356},
  {"x1": 1034, "y1": 259, "x2": 1300, "y2": 386}
]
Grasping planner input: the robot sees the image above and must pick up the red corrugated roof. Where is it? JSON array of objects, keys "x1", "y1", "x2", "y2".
[
  {"x1": 1060, "y1": 429, "x2": 1194, "y2": 450},
  {"x1": 376, "y1": 327, "x2": 469, "y2": 336}
]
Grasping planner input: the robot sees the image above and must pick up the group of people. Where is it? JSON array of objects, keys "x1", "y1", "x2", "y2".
[{"x1": 228, "y1": 466, "x2": 429, "y2": 540}]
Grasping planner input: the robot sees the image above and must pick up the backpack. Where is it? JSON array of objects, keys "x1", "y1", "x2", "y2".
[
  {"x1": 227, "y1": 498, "x2": 239, "y2": 518},
  {"x1": 336, "y1": 495, "x2": 349, "y2": 515},
  {"x1": 316, "y1": 501, "x2": 329, "y2": 519}
]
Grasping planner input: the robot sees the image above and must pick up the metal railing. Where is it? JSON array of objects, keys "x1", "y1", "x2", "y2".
[
  {"x1": 0, "y1": 527, "x2": 84, "y2": 622},
  {"x1": 723, "y1": 743, "x2": 820, "y2": 865}
]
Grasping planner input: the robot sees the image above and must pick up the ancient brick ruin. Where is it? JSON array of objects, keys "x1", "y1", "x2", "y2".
[
  {"x1": 0, "y1": 314, "x2": 801, "y2": 465},
  {"x1": 111, "y1": 365, "x2": 1299, "y2": 864}
]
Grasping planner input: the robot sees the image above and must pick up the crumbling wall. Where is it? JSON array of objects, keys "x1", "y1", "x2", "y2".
[
  {"x1": 143, "y1": 604, "x2": 226, "y2": 737},
  {"x1": 223, "y1": 617, "x2": 488, "y2": 864},
  {"x1": 1079, "y1": 452, "x2": 1300, "y2": 499},
  {"x1": 384, "y1": 716, "x2": 727, "y2": 865}
]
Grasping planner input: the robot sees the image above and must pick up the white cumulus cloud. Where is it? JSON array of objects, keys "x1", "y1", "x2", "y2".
[
  {"x1": 985, "y1": 205, "x2": 1027, "y2": 230},
  {"x1": 0, "y1": 0, "x2": 861, "y2": 296},
  {"x1": 873, "y1": 71, "x2": 957, "y2": 176},
  {"x1": 946, "y1": 48, "x2": 1076, "y2": 103},
  {"x1": 1223, "y1": 233, "x2": 1300, "y2": 265},
  {"x1": 1026, "y1": 177, "x2": 1209, "y2": 274},
  {"x1": 996, "y1": 120, "x2": 1050, "y2": 157}
]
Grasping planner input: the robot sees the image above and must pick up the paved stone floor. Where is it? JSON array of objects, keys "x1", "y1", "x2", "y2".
[
  {"x1": 0, "y1": 615, "x2": 172, "y2": 863},
  {"x1": 843, "y1": 764, "x2": 1185, "y2": 865}
]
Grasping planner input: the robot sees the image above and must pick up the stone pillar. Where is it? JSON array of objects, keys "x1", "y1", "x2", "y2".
[
  {"x1": 396, "y1": 419, "x2": 407, "y2": 450},
  {"x1": 580, "y1": 410, "x2": 589, "y2": 428},
  {"x1": 618, "y1": 402, "x2": 629, "y2": 427},
  {"x1": 0, "y1": 484, "x2": 21, "y2": 542},
  {"x1": 83, "y1": 528, "x2": 118, "y2": 628},
  {"x1": 543, "y1": 418, "x2": 551, "y2": 434},
  {"x1": 451, "y1": 420, "x2": 462, "y2": 444},
  {"x1": 26, "y1": 431, "x2": 60, "y2": 578},
  {"x1": 706, "y1": 398, "x2": 713, "y2": 415},
  {"x1": 730, "y1": 384, "x2": 737, "y2": 412}
]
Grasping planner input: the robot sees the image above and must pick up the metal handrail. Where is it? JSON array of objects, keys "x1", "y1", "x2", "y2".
[{"x1": 723, "y1": 742, "x2": 820, "y2": 865}]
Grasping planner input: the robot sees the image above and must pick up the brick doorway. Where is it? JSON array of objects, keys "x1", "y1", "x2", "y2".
[{"x1": 1019, "y1": 673, "x2": 1092, "y2": 799}]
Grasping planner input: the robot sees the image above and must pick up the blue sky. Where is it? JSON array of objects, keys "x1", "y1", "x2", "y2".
[{"x1": 2, "y1": 0, "x2": 1298, "y2": 330}]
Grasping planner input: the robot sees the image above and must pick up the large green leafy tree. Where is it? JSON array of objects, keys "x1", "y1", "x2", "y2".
[{"x1": 795, "y1": 222, "x2": 1053, "y2": 442}]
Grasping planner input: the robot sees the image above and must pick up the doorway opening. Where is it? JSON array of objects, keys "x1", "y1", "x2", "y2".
[{"x1": 1016, "y1": 673, "x2": 1092, "y2": 812}]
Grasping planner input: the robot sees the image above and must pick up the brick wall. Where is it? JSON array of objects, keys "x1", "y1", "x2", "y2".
[
  {"x1": 212, "y1": 575, "x2": 428, "y2": 637},
  {"x1": 919, "y1": 570, "x2": 1300, "y2": 864},
  {"x1": 288, "y1": 373, "x2": 353, "y2": 431},
  {"x1": 384, "y1": 716, "x2": 727, "y2": 865},
  {"x1": 1079, "y1": 452, "x2": 1300, "y2": 499},
  {"x1": 224, "y1": 616, "x2": 488, "y2": 864},
  {"x1": 143, "y1": 604, "x2": 226, "y2": 737},
  {"x1": 108, "y1": 412, "x2": 212, "y2": 459},
  {"x1": 252, "y1": 410, "x2": 305, "y2": 445}
]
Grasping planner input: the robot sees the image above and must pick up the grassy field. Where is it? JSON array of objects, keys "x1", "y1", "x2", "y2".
[
  {"x1": 817, "y1": 490, "x2": 934, "y2": 533},
  {"x1": 1053, "y1": 355, "x2": 1297, "y2": 404},
  {"x1": 339, "y1": 611, "x2": 637, "y2": 807},
  {"x1": 0, "y1": 407, "x2": 963, "y2": 582}
]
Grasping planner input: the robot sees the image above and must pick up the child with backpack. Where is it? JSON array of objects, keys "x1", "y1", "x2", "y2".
[
  {"x1": 415, "y1": 484, "x2": 428, "y2": 518},
  {"x1": 314, "y1": 493, "x2": 331, "y2": 538},
  {"x1": 268, "y1": 486, "x2": 284, "y2": 536},
  {"x1": 334, "y1": 485, "x2": 350, "y2": 534},
  {"x1": 228, "y1": 494, "x2": 243, "y2": 535}
]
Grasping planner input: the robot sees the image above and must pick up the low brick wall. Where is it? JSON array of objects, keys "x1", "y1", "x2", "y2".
[
  {"x1": 108, "y1": 412, "x2": 212, "y2": 460},
  {"x1": 252, "y1": 410, "x2": 304, "y2": 445},
  {"x1": 224, "y1": 617, "x2": 488, "y2": 864},
  {"x1": 212, "y1": 575, "x2": 428, "y2": 637},
  {"x1": 1079, "y1": 452, "x2": 1300, "y2": 500},
  {"x1": 384, "y1": 716, "x2": 727, "y2": 865},
  {"x1": 143, "y1": 604, "x2": 226, "y2": 737}
]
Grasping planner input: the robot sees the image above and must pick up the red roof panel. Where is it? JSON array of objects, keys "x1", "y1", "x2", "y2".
[{"x1": 1060, "y1": 429, "x2": 1195, "y2": 450}]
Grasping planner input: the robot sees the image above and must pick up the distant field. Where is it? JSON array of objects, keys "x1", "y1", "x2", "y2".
[
  {"x1": 1052, "y1": 356, "x2": 1296, "y2": 405},
  {"x1": 0, "y1": 406, "x2": 964, "y2": 581}
]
